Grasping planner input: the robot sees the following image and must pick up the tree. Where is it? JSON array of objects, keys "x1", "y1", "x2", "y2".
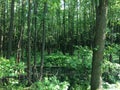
[
  {"x1": 40, "y1": 1, "x2": 47, "y2": 80},
  {"x1": 27, "y1": 0, "x2": 32, "y2": 85},
  {"x1": 61, "y1": 0, "x2": 66, "y2": 54},
  {"x1": 7, "y1": 0, "x2": 15, "y2": 59},
  {"x1": 33, "y1": 0, "x2": 38, "y2": 82},
  {"x1": 16, "y1": 0, "x2": 23, "y2": 63},
  {"x1": 91, "y1": 0, "x2": 108, "y2": 90},
  {"x1": 0, "y1": 0, "x2": 5, "y2": 56}
]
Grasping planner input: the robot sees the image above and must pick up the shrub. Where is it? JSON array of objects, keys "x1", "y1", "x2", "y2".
[
  {"x1": 0, "y1": 57, "x2": 26, "y2": 86},
  {"x1": 102, "y1": 60, "x2": 120, "y2": 83},
  {"x1": 31, "y1": 76, "x2": 69, "y2": 90}
]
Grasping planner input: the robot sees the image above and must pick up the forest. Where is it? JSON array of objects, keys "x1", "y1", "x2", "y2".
[{"x1": 0, "y1": 0, "x2": 120, "y2": 90}]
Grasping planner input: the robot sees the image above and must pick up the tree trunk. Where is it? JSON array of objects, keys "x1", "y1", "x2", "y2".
[
  {"x1": 7, "y1": 0, "x2": 15, "y2": 59},
  {"x1": 109, "y1": 53, "x2": 112, "y2": 62},
  {"x1": 16, "y1": 0, "x2": 22, "y2": 63},
  {"x1": 0, "y1": 0, "x2": 5, "y2": 56},
  {"x1": 27, "y1": 0, "x2": 32, "y2": 85},
  {"x1": 63, "y1": 0, "x2": 66, "y2": 36},
  {"x1": 21, "y1": 0, "x2": 25, "y2": 61},
  {"x1": 119, "y1": 55, "x2": 120, "y2": 64},
  {"x1": 40, "y1": 1, "x2": 47, "y2": 80},
  {"x1": 91, "y1": 0, "x2": 108, "y2": 90},
  {"x1": 33, "y1": 0, "x2": 38, "y2": 82}
]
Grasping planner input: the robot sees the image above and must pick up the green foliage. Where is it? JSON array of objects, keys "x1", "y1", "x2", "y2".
[
  {"x1": 45, "y1": 54, "x2": 70, "y2": 67},
  {"x1": 45, "y1": 46, "x2": 92, "y2": 69},
  {"x1": 102, "y1": 60, "x2": 120, "y2": 83},
  {"x1": 44, "y1": 46, "x2": 92, "y2": 89},
  {"x1": 105, "y1": 44, "x2": 120, "y2": 54},
  {"x1": 71, "y1": 84, "x2": 90, "y2": 90},
  {"x1": 74, "y1": 46, "x2": 92, "y2": 66},
  {"x1": 0, "y1": 57, "x2": 26, "y2": 81},
  {"x1": 103, "y1": 82, "x2": 120, "y2": 90},
  {"x1": 31, "y1": 76, "x2": 69, "y2": 90},
  {"x1": 0, "y1": 84, "x2": 25, "y2": 90},
  {"x1": 104, "y1": 44, "x2": 120, "y2": 63}
]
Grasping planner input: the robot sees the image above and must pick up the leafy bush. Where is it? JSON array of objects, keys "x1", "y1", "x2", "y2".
[
  {"x1": 45, "y1": 46, "x2": 92, "y2": 69},
  {"x1": 103, "y1": 82, "x2": 120, "y2": 90},
  {"x1": 31, "y1": 76, "x2": 69, "y2": 90},
  {"x1": 0, "y1": 57, "x2": 25, "y2": 78},
  {"x1": 104, "y1": 44, "x2": 120, "y2": 63},
  {"x1": 45, "y1": 54, "x2": 71, "y2": 67},
  {"x1": 0, "y1": 57, "x2": 26, "y2": 87},
  {"x1": 44, "y1": 46, "x2": 92, "y2": 89},
  {"x1": 102, "y1": 60, "x2": 120, "y2": 83},
  {"x1": 103, "y1": 44, "x2": 120, "y2": 84}
]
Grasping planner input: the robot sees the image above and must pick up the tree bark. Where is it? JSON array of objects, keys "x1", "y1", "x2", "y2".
[
  {"x1": 33, "y1": 0, "x2": 38, "y2": 82},
  {"x1": 40, "y1": 1, "x2": 47, "y2": 80},
  {"x1": 119, "y1": 54, "x2": 120, "y2": 64},
  {"x1": 16, "y1": 0, "x2": 22, "y2": 63},
  {"x1": 20, "y1": 0, "x2": 25, "y2": 61},
  {"x1": 0, "y1": 0, "x2": 5, "y2": 56},
  {"x1": 27, "y1": 0, "x2": 32, "y2": 85},
  {"x1": 91, "y1": 0, "x2": 108, "y2": 90},
  {"x1": 7, "y1": 0, "x2": 15, "y2": 59}
]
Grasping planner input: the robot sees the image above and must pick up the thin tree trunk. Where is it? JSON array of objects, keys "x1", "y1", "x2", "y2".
[
  {"x1": 33, "y1": 0, "x2": 38, "y2": 82},
  {"x1": 63, "y1": 0, "x2": 65, "y2": 36},
  {"x1": 40, "y1": 1, "x2": 47, "y2": 80},
  {"x1": 62, "y1": 0, "x2": 66, "y2": 55},
  {"x1": 56, "y1": 5, "x2": 61, "y2": 51},
  {"x1": 27, "y1": 0, "x2": 32, "y2": 85},
  {"x1": 21, "y1": 0, "x2": 25, "y2": 61},
  {"x1": 91, "y1": 0, "x2": 108, "y2": 90},
  {"x1": 0, "y1": 2, "x2": 2, "y2": 56},
  {"x1": 7, "y1": 0, "x2": 15, "y2": 59},
  {"x1": 2, "y1": 0, "x2": 5, "y2": 57},
  {"x1": 16, "y1": 0, "x2": 22, "y2": 63},
  {"x1": 119, "y1": 55, "x2": 120, "y2": 64},
  {"x1": 0, "y1": 0, "x2": 5, "y2": 56},
  {"x1": 76, "y1": 0, "x2": 79, "y2": 45}
]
